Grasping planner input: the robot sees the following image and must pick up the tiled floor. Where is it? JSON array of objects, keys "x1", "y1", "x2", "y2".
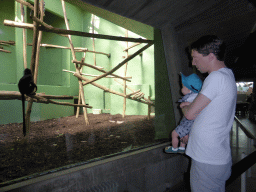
[{"x1": 168, "y1": 116, "x2": 256, "y2": 192}]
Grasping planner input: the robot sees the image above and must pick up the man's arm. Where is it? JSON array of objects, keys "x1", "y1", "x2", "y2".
[{"x1": 180, "y1": 93, "x2": 211, "y2": 120}]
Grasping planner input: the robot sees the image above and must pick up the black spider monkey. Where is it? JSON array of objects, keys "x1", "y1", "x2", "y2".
[{"x1": 18, "y1": 68, "x2": 37, "y2": 136}]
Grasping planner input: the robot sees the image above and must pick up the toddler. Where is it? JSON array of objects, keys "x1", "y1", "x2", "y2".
[{"x1": 164, "y1": 73, "x2": 202, "y2": 153}]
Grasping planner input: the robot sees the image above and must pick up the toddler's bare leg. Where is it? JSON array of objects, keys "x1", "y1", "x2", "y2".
[
  {"x1": 180, "y1": 142, "x2": 186, "y2": 148},
  {"x1": 172, "y1": 130, "x2": 179, "y2": 149},
  {"x1": 180, "y1": 134, "x2": 189, "y2": 147}
]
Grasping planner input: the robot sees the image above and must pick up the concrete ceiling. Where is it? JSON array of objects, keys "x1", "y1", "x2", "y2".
[{"x1": 66, "y1": 0, "x2": 256, "y2": 80}]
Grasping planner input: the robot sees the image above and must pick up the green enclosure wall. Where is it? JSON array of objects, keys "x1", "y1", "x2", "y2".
[
  {"x1": 82, "y1": 14, "x2": 155, "y2": 115},
  {"x1": 0, "y1": 0, "x2": 155, "y2": 124},
  {"x1": 0, "y1": 0, "x2": 84, "y2": 124}
]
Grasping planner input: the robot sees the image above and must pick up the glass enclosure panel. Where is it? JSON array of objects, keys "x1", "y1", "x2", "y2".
[{"x1": 0, "y1": 1, "x2": 173, "y2": 185}]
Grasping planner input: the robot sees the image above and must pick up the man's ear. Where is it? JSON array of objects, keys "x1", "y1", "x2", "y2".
[{"x1": 208, "y1": 53, "x2": 216, "y2": 61}]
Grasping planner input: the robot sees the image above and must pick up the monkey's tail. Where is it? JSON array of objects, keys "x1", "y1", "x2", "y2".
[{"x1": 22, "y1": 94, "x2": 26, "y2": 136}]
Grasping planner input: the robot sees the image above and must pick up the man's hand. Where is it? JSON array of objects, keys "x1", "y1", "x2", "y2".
[
  {"x1": 181, "y1": 93, "x2": 211, "y2": 120},
  {"x1": 180, "y1": 102, "x2": 191, "y2": 108},
  {"x1": 180, "y1": 134, "x2": 189, "y2": 144}
]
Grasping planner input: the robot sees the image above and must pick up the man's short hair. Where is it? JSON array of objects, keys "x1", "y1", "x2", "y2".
[{"x1": 190, "y1": 35, "x2": 226, "y2": 61}]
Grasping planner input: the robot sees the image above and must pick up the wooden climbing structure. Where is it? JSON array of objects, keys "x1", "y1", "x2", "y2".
[{"x1": 2, "y1": 0, "x2": 155, "y2": 137}]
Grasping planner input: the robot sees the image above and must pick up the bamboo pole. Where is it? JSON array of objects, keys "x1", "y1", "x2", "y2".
[
  {"x1": 4, "y1": 20, "x2": 34, "y2": 29},
  {"x1": 4, "y1": 19, "x2": 153, "y2": 43},
  {"x1": 76, "y1": 57, "x2": 85, "y2": 118},
  {"x1": 15, "y1": 0, "x2": 34, "y2": 10},
  {"x1": 34, "y1": 0, "x2": 45, "y2": 83},
  {"x1": 76, "y1": 56, "x2": 85, "y2": 118},
  {"x1": 78, "y1": 79, "x2": 89, "y2": 122},
  {"x1": 24, "y1": 0, "x2": 40, "y2": 139},
  {"x1": 137, "y1": 92, "x2": 145, "y2": 100},
  {"x1": 27, "y1": 43, "x2": 87, "y2": 50},
  {"x1": 0, "y1": 40, "x2": 15, "y2": 45},
  {"x1": 122, "y1": 30, "x2": 128, "y2": 118},
  {"x1": 114, "y1": 78, "x2": 154, "y2": 104},
  {"x1": 31, "y1": 94, "x2": 53, "y2": 103},
  {"x1": 141, "y1": 95, "x2": 152, "y2": 104},
  {"x1": 147, "y1": 96, "x2": 151, "y2": 120},
  {"x1": 0, "y1": 91, "x2": 91, "y2": 108},
  {"x1": 30, "y1": 14, "x2": 68, "y2": 41},
  {"x1": 122, "y1": 53, "x2": 142, "y2": 58},
  {"x1": 72, "y1": 60, "x2": 131, "y2": 82},
  {"x1": 20, "y1": 3, "x2": 27, "y2": 68},
  {"x1": 132, "y1": 92, "x2": 143, "y2": 99},
  {"x1": 4, "y1": 19, "x2": 68, "y2": 38},
  {"x1": 114, "y1": 78, "x2": 139, "y2": 94},
  {"x1": 37, "y1": 24, "x2": 153, "y2": 43},
  {"x1": 82, "y1": 43, "x2": 153, "y2": 86},
  {"x1": 30, "y1": 95, "x2": 92, "y2": 108},
  {"x1": 74, "y1": 73, "x2": 153, "y2": 105},
  {"x1": 0, "y1": 49, "x2": 11, "y2": 53},
  {"x1": 27, "y1": 43, "x2": 110, "y2": 57},
  {"x1": 134, "y1": 92, "x2": 145, "y2": 99},
  {"x1": 92, "y1": 14, "x2": 96, "y2": 66},
  {"x1": 29, "y1": 1, "x2": 39, "y2": 77},
  {"x1": 0, "y1": 91, "x2": 73, "y2": 99},
  {"x1": 41, "y1": 95, "x2": 73, "y2": 99},
  {"x1": 63, "y1": 69, "x2": 132, "y2": 79},
  {"x1": 133, "y1": 92, "x2": 141, "y2": 98},
  {"x1": 80, "y1": 74, "x2": 130, "y2": 78},
  {"x1": 74, "y1": 73, "x2": 125, "y2": 96},
  {"x1": 41, "y1": 100, "x2": 90, "y2": 108},
  {"x1": 30, "y1": 15, "x2": 54, "y2": 29},
  {"x1": 123, "y1": 42, "x2": 141, "y2": 52},
  {"x1": 75, "y1": 48, "x2": 110, "y2": 57},
  {"x1": 72, "y1": 60, "x2": 104, "y2": 69},
  {"x1": 74, "y1": 73, "x2": 152, "y2": 105},
  {"x1": 126, "y1": 90, "x2": 141, "y2": 97},
  {"x1": 61, "y1": 0, "x2": 89, "y2": 125},
  {"x1": 76, "y1": 92, "x2": 81, "y2": 118},
  {"x1": 139, "y1": 93, "x2": 145, "y2": 99}
]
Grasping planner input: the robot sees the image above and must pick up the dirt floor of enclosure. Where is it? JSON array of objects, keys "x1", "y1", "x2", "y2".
[{"x1": 0, "y1": 114, "x2": 157, "y2": 184}]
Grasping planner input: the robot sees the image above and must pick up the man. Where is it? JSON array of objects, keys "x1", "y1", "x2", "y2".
[{"x1": 180, "y1": 35, "x2": 237, "y2": 192}]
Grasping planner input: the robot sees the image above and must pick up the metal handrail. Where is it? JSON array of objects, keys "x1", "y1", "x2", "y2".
[
  {"x1": 234, "y1": 116, "x2": 256, "y2": 140},
  {"x1": 226, "y1": 116, "x2": 256, "y2": 191},
  {"x1": 226, "y1": 150, "x2": 256, "y2": 185}
]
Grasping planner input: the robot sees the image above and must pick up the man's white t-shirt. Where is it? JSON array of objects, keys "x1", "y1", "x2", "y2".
[{"x1": 185, "y1": 68, "x2": 237, "y2": 165}]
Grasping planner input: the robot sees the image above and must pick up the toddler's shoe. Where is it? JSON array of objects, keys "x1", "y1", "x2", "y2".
[
  {"x1": 178, "y1": 147, "x2": 185, "y2": 154},
  {"x1": 164, "y1": 146, "x2": 179, "y2": 153}
]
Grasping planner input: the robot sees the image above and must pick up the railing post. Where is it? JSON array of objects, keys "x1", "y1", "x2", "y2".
[
  {"x1": 247, "y1": 137, "x2": 251, "y2": 155},
  {"x1": 241, "y1": 152, "x2": 247, "y2": 192},
  {"x1": 236, "y1": 121, "x2": 239, "y2": 148},
  {"x1": 230, "y1": 125, "x2": 234, "y2": 146},
  {"x1": 247, "y1": 138, "x2": 253, "y2": 177}
]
